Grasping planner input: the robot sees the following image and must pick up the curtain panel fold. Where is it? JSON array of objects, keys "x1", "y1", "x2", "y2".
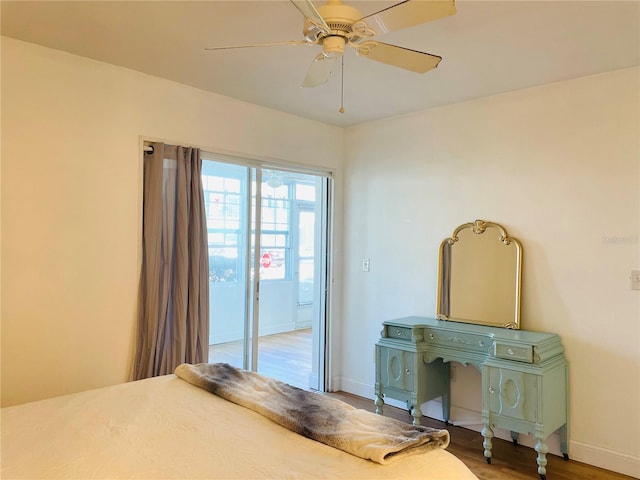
[{"x1": 133, "y1": 142, "x2": 209, "y2": 380}]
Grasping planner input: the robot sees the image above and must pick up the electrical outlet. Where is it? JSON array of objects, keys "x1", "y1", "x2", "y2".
[
  {"x1": 631, "y1": 270, "x2": 640, "y2": 290},
  {"x1": 362, "y1": 258, "x2": 370, "y2": 272}
]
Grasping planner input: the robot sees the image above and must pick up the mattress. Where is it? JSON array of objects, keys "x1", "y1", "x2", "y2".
[{"x1": 1, "y1": 374, "x2": 478, "y2": 479}]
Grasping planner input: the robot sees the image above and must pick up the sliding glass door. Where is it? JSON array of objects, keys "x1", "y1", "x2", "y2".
[{"x1": 202, "y1": 157, "x2": 330, "y2": 391}]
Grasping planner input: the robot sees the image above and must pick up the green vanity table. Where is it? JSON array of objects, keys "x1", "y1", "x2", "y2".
[
  {"x1": 375, "y1": 316, "x2": 568, "y2": 480},
  {"x1": 374, "y1": 221, "x2": 569, "y2": 480}
]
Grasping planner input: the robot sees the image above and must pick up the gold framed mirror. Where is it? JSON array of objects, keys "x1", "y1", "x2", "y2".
[{"x1": 436, "y1": 220, "x2": 522, "y2": 329}]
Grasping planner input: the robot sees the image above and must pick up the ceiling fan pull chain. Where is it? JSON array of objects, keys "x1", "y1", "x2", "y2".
[{"x1": 339, "y1": 55, "x2": 345, "y2": 114}]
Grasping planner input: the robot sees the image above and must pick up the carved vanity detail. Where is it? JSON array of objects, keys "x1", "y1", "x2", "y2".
[{"x1": 374, "y1": 221, "x2": 569, "y2": 480}]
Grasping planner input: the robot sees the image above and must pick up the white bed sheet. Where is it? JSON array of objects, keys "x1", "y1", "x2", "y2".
[{"x1": 1, "y1": 374, "x2": 478, "y2": 479}]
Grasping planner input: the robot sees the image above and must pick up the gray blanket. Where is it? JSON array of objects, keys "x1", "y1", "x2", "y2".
[{"x1": 175, "y1": 362, "x2": 449, "y2": 465}]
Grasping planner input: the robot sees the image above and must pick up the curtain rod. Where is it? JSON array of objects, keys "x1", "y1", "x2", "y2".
[{"x1": 142, "y1": 143, "x2": 331, "y2": 178}]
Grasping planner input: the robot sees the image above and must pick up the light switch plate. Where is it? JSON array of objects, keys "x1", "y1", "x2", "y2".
[{"x1": 362, "y1": 258, "x2": 370, "y2": 272}]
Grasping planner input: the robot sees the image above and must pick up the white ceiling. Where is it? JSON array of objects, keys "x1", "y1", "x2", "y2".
[{"x1": 2, "y1": 1, "x2": 639, "y2": 127}]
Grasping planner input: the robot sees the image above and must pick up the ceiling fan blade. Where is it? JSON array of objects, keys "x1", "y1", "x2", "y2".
[
  {"x1": 205, "y1": 40, "x2": 311, "y2": 51},
  {"x1": 289, "y1": 0, "x2": 330, "y2": 33},
  {"x1": 356, "y1": 0, "x2": 456, "y2": 36},
  {"x1": 302, "y1": 53, "x2": 336, "y2": 88},
  {"x1": 354, "y1": 41, "x2": 441, "y2": 73}
]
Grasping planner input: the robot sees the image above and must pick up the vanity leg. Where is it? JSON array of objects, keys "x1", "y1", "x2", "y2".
[
  {"x1": 481, "y1": 422, "x2": 494, "y2": 464},
  {"x1": 534, "y1": 432, "x2": 549, "y2": 479},
  {"x1": 442, "y1": 361, "x2": 451, "y2": 425},
  {"x1": 510, "y1": 431, "x2": 519, "y2": 445},
  {"x1": 374, "y1": 391, "x2": 384, "y2": 415},
  {"x1": 559, "y1": 423, "x2": 569, "y2": 460},
  {"x1": 442, "y1": 392, "x2": 451, "y2": 425},
  {"x1": 411, "y1": 405, "x2": 422, "y2": 426},
  {"x1": 408, "y1": 401, "x2": 422, "y2": 426}
]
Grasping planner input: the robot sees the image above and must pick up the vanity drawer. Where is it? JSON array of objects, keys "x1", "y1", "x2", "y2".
[
  {"x1": 386, "y1": 325, "x2": 413, "y2": 341},
  {"x1": 427, "y1": 330, "x2": 492, "y2": 355},
  {"x1": 493, "y1": 342, "x2": 533, "y2": 363}
]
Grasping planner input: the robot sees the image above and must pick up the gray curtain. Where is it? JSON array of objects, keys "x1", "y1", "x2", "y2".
[{"x1": 133, "y1": 142, "x2": 209, "y2": 380}]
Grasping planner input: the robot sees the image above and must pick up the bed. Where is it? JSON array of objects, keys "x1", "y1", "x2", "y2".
[{"x1": 1, "y1": 364, "x2": 478, "y2": 479}]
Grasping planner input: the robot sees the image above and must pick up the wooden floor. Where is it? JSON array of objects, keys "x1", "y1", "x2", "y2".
[
  {"x1": 210, "y1": 330, "x2": 636, "y2": 480},
  {"x1": 328, "y1": 391, "x2": 637, "y2": 480},
  {"x1": 208, "y1": 328, "x2": 312, "y2": 389}
]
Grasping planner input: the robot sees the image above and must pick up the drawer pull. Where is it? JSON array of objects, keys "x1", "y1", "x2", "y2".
[
  {"x1": 405, "y1": 369, "x2": 411, "y2": 375},
  {"x1": 396, "y1": 331, "x2": 402, "y2": 336},
  {"x1": 429, "y1": 333, "x2": 435, "y2": 340},
  {"x1": 488, "y1": 386, "x2": 495, "y2": 394},
  {"x1": 508, "y1": 348, "x2": 515, "y2": 355}
]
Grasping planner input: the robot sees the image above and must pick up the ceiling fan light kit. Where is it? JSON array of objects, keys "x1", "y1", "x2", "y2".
[
  {"x1": 321, "y1": 36, "x2": 346, "y2": 56},
  {"x1": 206, "y1": 0, "x2": 456, "y2": 110}
]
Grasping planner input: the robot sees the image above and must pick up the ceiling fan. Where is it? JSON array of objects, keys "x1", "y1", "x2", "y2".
[{"x1": 206, "y1": 0, "x2": 456, "y2": 93}]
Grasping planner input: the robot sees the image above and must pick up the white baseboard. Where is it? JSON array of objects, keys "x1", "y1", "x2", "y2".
[
  {"x1": 338, "y1": 377, "x2": 640, "y2": 478},
  {"x1": 337, "y1": 377, "x2": 369, "y2": 399},
  {"x1": 569, "y1": 441, "x2": 640, "y2": 478}
]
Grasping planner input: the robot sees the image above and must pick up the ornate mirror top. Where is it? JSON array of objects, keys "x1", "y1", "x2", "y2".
[{"x1": 436, "y1": 220, "x2": 522, "y2": 329}]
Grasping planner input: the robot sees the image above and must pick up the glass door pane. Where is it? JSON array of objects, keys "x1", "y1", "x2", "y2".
[
  {"x1": 297, "y1": 209, "x2": 315, "y2": 307},
  {"x1": 256, "y1": 172, "x2": 326, "y2": 390},
  {"x1": 203, "y1": 160, "x2": 251, "y2": 370}
]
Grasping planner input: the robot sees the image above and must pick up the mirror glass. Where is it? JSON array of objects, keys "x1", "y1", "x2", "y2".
[{"x1": 436, "y1": 220, "x2": 522, "y2": 329}]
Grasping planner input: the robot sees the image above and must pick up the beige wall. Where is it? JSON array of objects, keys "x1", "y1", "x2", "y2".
[
  {"x1": 341, "y1": 67, "x2": 639, "y2": 476},
  {"x1": 0, "y1": 37, "x2": 344, "y2": 406}
]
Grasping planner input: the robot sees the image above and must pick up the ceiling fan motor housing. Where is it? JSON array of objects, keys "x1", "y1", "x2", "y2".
[
  {"x1": 314, "y1": 0, "x2": 364, "y2": 55},
  {"x1": 316, "y1": 0, "x2": 363, "y2": 27}
]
